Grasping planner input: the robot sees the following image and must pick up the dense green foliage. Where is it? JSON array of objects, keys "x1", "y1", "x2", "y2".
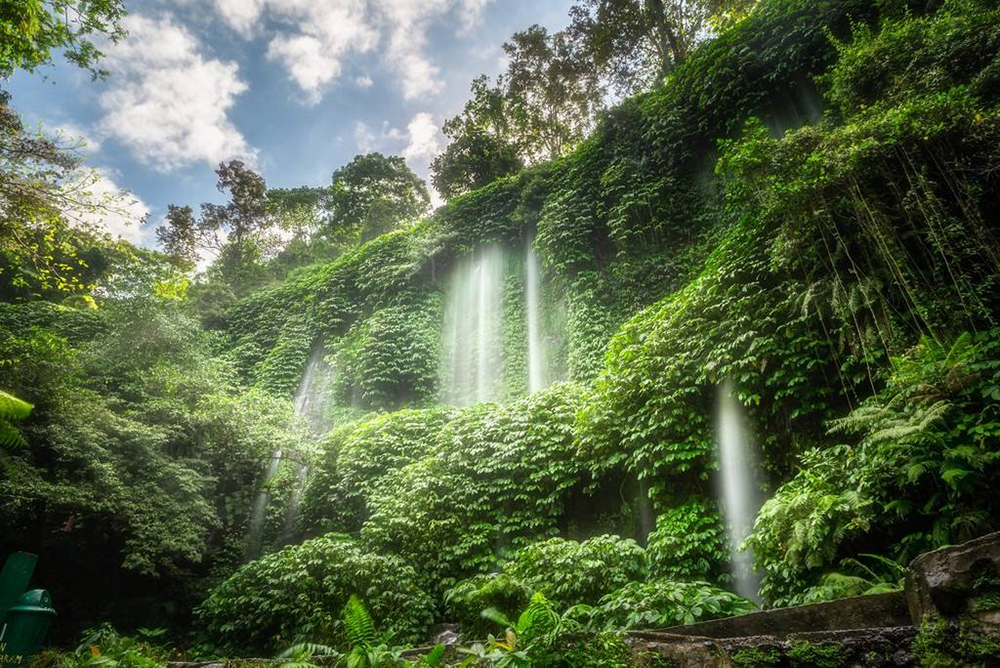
[
  {"x1": 195, "y1": 534, "x2": 434, "y2": 655},
  {"x1": 503, "y1": 536, "x2": 648, "y2": 609},
  {"x1": 4, "y1": 0, "x2": 1000, "y2": 663},
  {"x1": 0, "y1": 0, "x2": 126, "y2": 77},
  {"x1": 591, "y1": 579, "x2": 755, "y2": 630}
]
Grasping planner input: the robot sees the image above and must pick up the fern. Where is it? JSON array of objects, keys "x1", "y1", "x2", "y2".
[
  {"x1": 0, "y1": 391, "x2": 32, "y2": 450},
  {"x1": 277, "y1": 642, "x2": 340, "y2": 668},
  {"x1": 515, "y1": 592, "x2": 557, "y2": 642},
  {"x1": 342, "y1": 595, "x2": 377, "y2": 651}
]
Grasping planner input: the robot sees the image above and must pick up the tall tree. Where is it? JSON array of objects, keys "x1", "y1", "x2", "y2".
[
  {"x1": 198, "y1": 160, "x2": 272, "y2": 281},
  {"x1": 324, "y1": 153, "x2": 430, "y2": 243},
  {"x1": 156, "y1": 204, "x2": 198, "y2": 266},
  {"x1": 567, "y1": 0, "x2": 756, "y2": 96},
  {"x1": 503, "y1": 25, "x2": 605, "y2": 162},
  {"x1": 431, "y1": 76, "x2": 524, "y2": 200},
  {"x1": 156, "y1": 161, "x2": 274, "y2": 289},
  {"x1": 0, "y1": 0, "x2": 127, "y2": 78},
  {"x1": 431, "y1": 26, "x2": 604, "y2": 200}
]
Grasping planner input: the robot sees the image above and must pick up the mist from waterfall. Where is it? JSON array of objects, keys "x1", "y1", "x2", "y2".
[
  {"x1": 246, "y1": 348, "x2": 330, "y2": 559},
  {"x1": 441, "y1": 245, "x2": 506, "y2": 406},
  {"x1": 246, "y1": 448, "x2": 282, "y2": 560},
  {"x1": 715, "y1": 379, "x2": 764, "y2": 602},
  {"x1": 525, "y1": 238, "x2": 547, "y2": 395},
  {"x1": 283, "y1": 348, "x2": 330, "y2": 535}
]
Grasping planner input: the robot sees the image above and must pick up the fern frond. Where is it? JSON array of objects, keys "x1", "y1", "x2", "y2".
[
  {"x1": 481, "y1": 606, "x2": 514, "y2": 630},
  {"x1": 277, "y1": 643, "x2": 339, "y2": 659},
  {"x1": 420, "y1": 644, "x2": 446, "y2": 667},
  {"x1": 0, "y1": 391, "x2": 32, "y2": 450},
  {"x1": 0, "y1": 392, "x2": 32, "y2": 421},
  {"x1": 342, "y1": 595, "x2": 377, "y2": 651},
  {"x1": 516, "y1": 592, "x2": 556, "y2": 641}
]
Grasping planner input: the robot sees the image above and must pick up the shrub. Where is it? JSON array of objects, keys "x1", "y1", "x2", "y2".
[
  {"x1": 503, "y1": 535, "x2": 648, "y2": 609},
  {"x1": 195, "y1": 534, "x2": 434, "y2": 655},
  {"x1": 593, "y1": 579, "x2": 756, "y2": 631},
  {"x1": 445, "y1": 573, "x2": 534, "y2": 639},
  {"x1": 646, "y1": 498, "x2": 729, "y2": 582},
  {"x1": 361, "y1": 384, "x2": 586, "y2": 595}
]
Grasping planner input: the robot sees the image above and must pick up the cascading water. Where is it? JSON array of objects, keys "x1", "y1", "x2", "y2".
[
  {"x1": 246, "y1": 348, "x2": 330, "y2": 559},
  {"x1": 715, "y1": 379, "x2": 764, "y2": 602},
  {"x1": 441, "y1": 245, "x2": 505, "y2": 406},
  {"x1": 525, "y1": 238, "x2": 547, "y2": 395},
  {"x1": 246, "y1": 448, "x2": 282, "y2": 560},
  {"x1": 283, "y1": 348, "x2": 330, "y2": 536}
]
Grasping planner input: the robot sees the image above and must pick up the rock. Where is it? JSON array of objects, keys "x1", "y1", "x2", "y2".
[
  {"x1": 628, "y1": 634, "x2": 733, "y2": 667},
  {"x1": 646, "y1": 592, "x2": 910, "y2": 640},
  {"x1": 905, "y1": 530, "x2": 1000, "y2": 625},
  {"x1": 430, "y1": 622, "x2": 461, "y2": 645}
]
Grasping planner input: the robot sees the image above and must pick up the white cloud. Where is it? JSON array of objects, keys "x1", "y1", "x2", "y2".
[
  {"x1": 355, "y1": 74, "x2": 374, "y2": 88},
  {"x1": 213, "y1": 0, "x2": 265, "y2": 36},
  {"x1": 64, "y1": 169, "x2": 151, "y2": 246},
  {"x1": 352, "y1": 112, "x2": 442, "y2": 171},
  {"x1": 267, "y1": 34, "x2": 342, "y2": 103},
  {"x1": 401, "y1": 112, "x2": 443, "y2": 163},
  {"x1": 353, "y1": 121, "x2": 377, "y2": 153},
  {"x1": 209, "y1": 0, "x2": 493, "y2": 102},
  {"x1": 98, "y1": 14, "x2": 256, "y2": 171}
]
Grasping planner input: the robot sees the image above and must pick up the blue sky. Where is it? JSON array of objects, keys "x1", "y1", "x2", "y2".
[{"x1": 7, "y1": 0, "x2": 574, "y2": 247}]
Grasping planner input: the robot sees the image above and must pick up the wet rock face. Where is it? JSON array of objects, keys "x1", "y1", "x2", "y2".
[{"x1": 905, "y1": 530, "x2": 1000, "y2": 626}]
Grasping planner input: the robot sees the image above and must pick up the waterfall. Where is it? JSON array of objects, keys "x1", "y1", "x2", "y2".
[
  {"x1": 715, "y1": 379, "x2": 764, "y2": 602},
  {"x1": 283, "y1": 348, "x2": 330, "y2": 536},
  {"x1": 246, "y1": 348, "x2": 330, "y2": 559},
  {"x1": 246, "y1": 448, "x2": 282, "y2": 560},
  {"x1": 525, "y1": 238, "x2": 547, "y2": 394},
  {"x1": 292, "y1": 347, "x2": 330, "y2": 431},
  {"x1": 442, "y1": 245, "x2": 505, "y2": 406}
]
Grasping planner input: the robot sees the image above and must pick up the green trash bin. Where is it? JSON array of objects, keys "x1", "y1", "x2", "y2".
[{"x1": 0, "y1": 589, "x2": 56, "y2": 667}]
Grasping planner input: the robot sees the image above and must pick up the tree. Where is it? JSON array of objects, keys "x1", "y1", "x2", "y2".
[
  {"x1": 431, "y1": 26, "x2": 604, "y2": 201},
  {"x1": 156, "y1": 204, "x2": 198, "y2": 266},
  {"x1": 503, "y1": 25, "x2": 604, "y2": 162},
  {"x1": 431, "y1": 76, "x2": 524, "y2": 200},
  {"x1": 324, "y1": 153, "x2": 430, "y2": 243},
  {"x1": 0, "y1": 1, "x2": 133, "y2": 301},
  {"x1": 0, "y1": 92, "x2": 126, "y2": 300},
  {"x1": 199, "y1": 160, "x2": 270, "y2": 266},
  {"x1": 0, "y1": 0, "x2": 128, "y2": 78},
  {"x1": 568, "y1": 0, "x2": 756, "y2": 96},
  {"x1": 157, "y1": 161, "x2": 275, "y2": 287}
]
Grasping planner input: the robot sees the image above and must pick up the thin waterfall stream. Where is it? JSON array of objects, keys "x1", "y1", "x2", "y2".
[
  {"x1": 716, "y1": 379, "x2": 764, "y2": 602},
  {"x1": 440, "y1": 241, "x2": 555, "y2": 407},
  {"x1": 441, "y1": 245, "x2": 506, "y2": 406},
  {"x1": 246, "y1": 347, "x2": 330, "y2": 559},
  {"x1": 526, "y1": 237, "x2": 547, "y2": 395}
]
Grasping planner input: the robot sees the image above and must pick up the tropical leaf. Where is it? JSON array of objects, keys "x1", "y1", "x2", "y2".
[
  {"x1": 342, "y1": 595, "x2": 377, "y2": 651},
  {"x1": 0, "y1": 391, "x2": 32, "y2": 449}
]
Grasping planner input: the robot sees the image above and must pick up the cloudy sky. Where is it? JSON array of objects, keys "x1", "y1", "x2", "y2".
[{"x1": 8, "y1": 0, "x2": 574, "y2": 246}]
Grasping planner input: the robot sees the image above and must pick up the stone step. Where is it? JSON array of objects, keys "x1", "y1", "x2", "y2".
[
  {"x1": 635, "y1": 591, "x2": 911, "y2": 641},
  {"x1": 629, "y1": 625, "x2": 918, "y2": 667}
]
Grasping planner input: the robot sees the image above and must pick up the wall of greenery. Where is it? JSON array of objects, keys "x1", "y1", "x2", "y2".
[{"x1": 4, "y1": 0, "x2": 1000, "y2": 655}]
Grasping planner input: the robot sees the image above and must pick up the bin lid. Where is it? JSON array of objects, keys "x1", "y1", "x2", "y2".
[{"x1": 7, "y1": 589, "x2": 56, "y2": 616}]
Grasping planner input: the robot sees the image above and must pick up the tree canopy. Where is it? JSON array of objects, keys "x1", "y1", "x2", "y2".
[
  {"x1": 0, "y1": 0, "x2": 127, "y2": 78},
  {"x1": 324, "y1": 152, "x2": 430, "y2": 243}
]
